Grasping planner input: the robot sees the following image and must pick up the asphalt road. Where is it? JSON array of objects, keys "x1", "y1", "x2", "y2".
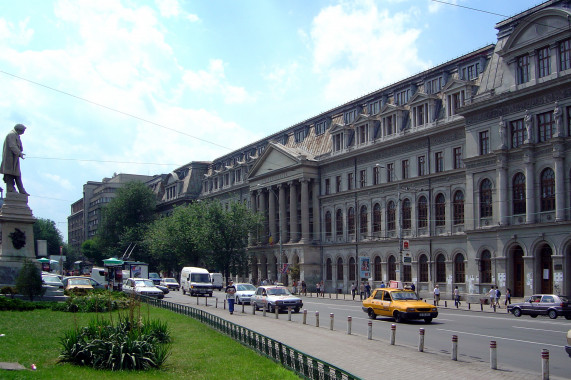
[{"x1": 164, "y1": 290, "x2": 570, "y2": 378}]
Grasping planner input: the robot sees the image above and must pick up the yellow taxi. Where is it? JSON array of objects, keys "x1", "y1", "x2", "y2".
[{"x1": 362, "y1": 287, "x2": 438, "y2": 323}]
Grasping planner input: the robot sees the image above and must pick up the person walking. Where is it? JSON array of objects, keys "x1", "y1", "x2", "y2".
[
  {"x1": 453, "y1": 285, "x2": 461, "y2": 308},
  {"x1": 351, "y1": 283, "x2": 356, "y2": 300},
  {"x1": 320, "y1": 281, "x2": 325, "y2": 297},
  {"x1": 225, "y1": 280, "x2": 237, "y2": 315},
  {"x1": 315, "y1": 282, "x2": 320, "y2": 297},
  {"x1": 505, "y1": 288, "x2": 511, "y2": 306},
  {"x1": 488, "y1": 286, "x2": 496, "y2": 308},
  {"x1": 495, "y1": 287, "x2": 502, "y2": 308},
  {"x1": 359, "y1": 282, "x2": 365, "y2": 300},
  {"x1": 364, "y1": 282, "x2": 371, "y2": 299},
  {"x1": 292, "y1": 280, "x2": 297, "y2": 295},
  {"x1": 433, "y1": 284, "x2": 440, "y2": 306},
  {"x1": 301, "y1": 280, "x2": 307, "y2": 296}
]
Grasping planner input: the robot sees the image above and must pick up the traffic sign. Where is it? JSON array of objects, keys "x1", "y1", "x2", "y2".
[{"x1": 402, "y1": 240, "x2": 410, "y2": 250}]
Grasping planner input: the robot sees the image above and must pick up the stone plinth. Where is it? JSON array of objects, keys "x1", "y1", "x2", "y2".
[{"x1": 0, "y1": 192, "x2": 36, "y2": 287}]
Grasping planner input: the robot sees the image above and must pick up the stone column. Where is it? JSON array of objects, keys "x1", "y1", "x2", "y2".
[
  {"x1": 553, "y1": 142, "x2": 565, "y2": 221},
  {"x1": 278, "y1": 184, "x2": 287, "y2": 244},
  {"x1": 289, "y1": 180, "x2": 298, "y2": 242},
  {"x1": 259, "y1": 190, "x2": 268, "y2": 244},
  {"x1": 523, "y1": 150, "x2": 536, "y2": 224},
  {"x1": 312, "y1": 180, "x2": 320, "y2": 242},
  {"x1": 497, "y1": 153, "x2": 508, "y2": 225},
  {"x1": 268, "y1": 187, "x2": 277, "y2": 243},
  {"x1": 249, "y1": 191, "x2": 257, "y2": 245},
  {"x1": 300, "y1": 178, "x2": 310, "y2": 243}
]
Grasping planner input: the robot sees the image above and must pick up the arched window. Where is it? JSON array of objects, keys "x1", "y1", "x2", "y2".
[
  {"x1": 348, "y1": 207, "x2": 355, "y2": 235},
  {"x1": 349, "y1": 257, "x2": 356, "y2": 281},
  {"x1": 373, "y1": 203, "x2": 382, "y2": 233},
  {"x1": 336, "y1": 209, "x2": 343, "y2": 236},
  {"x1": 360, "y1": 205, "x2": 368, "y2": 235},
  {"x1": 417, "y1": 196, "x2": 428, "y2": 228},
  {"x1": 435, "y1": 193, "x2": 446, "y2": 226},
  {"x1": 337, "y1": 257, "x2": 344, "y2": 281},
  {"x1": 325, "y1": 211, "x2": 332, "y2": 237},
  {"x1": 512, "y1": 173, "x2": 526, "y2": 215},
  {"x1": 402, "y1": 198, "x2": 411, "y2": 229},
  {"x1": 452, "y1": 191, "x2": 464, "y2": 225},
  {"x1": 480, "y1": 250, "x2": 492, "y2": 283},
  {"x1": 436, "y1": 254, "x2": 446, "y2": 283},
  {"x1": 454, "y1": 253, "x2": 465, "y2": 283},
  {"x1": 540, "y1": 168, "x2": 555, "y2": 211},
  {"x1": 388, "y1": 255, "x2": 396, "y2": 281},
  {"x1": 326, "y1": 258, "x2": 332, "y2": 280},
  {"x1": 387, "y1": 201, "x2": 396, "y2": 231},
  {"x1": 419, "y1": 255, "x2": 428, "y2": 282},
  {"x1": 480, "y1": 179, "x2": 493, "y2": 217},
  {"x1": 374, "y1": 256, "x2": 382, "y2": 281}
]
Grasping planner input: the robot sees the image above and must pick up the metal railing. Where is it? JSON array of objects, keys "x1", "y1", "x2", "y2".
[{"x1": 142, "y1": 297, "x2": 360, "y2": 380}]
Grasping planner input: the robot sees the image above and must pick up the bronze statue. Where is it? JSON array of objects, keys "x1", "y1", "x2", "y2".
[{"x1": 0, "y1": 124, "x2": 28, "y2": 195}]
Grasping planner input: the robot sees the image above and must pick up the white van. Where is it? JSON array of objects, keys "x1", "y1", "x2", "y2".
[
  {"x1": 180, "y1": 267, "x2": 213, "y2": 297},
  {"x1": 209, "y1": 273, "x2": 223, "y2": 291},
  {"x1": 91, "y1": 267, "x2": 106, "y2": 285}
]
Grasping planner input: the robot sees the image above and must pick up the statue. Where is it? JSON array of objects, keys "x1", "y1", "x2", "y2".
[
  {"x1": 0, "y1": 124, "x2": 28, "y2": 195},
  {"x1": 553, "y1": 101, "x2": 562, "y2": 137},
  {"x1": 498, "y1": 116, "x2": 507, "y2": 149},
  {"x1": 524, "y1": 110, "x2": 532, "y2": 143}
]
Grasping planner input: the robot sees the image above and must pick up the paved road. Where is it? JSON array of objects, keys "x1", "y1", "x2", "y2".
[{"x1": 162, "y1": 290, "x2": 569, "y2": 379}]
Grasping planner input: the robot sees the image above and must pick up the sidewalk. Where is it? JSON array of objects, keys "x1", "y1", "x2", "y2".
[{"x1": 176, "y1": 296, "x2": 561, "y2": 380}]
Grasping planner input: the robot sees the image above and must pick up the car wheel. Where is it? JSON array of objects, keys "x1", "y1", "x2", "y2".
[
  {"x1": 530, "y1": 314, "x2": 537, "y2": 318},
  {"x1": 564, "y1": 315, "x2": 571, "y2": 320},
  {"x1": 512, "y1": 308, "x2": 522, "y2": 317},
  {"x1": 367, "y1": 309, "x2": 376, "y2": 320},
  {"x1": 393, "y1": 311, "x2": 402, "y2": 323},
  {"x1": 424, "y1": 317, "x2": 433, "y2": 324},
  {"x1": 548, "y1": 310, "x2": 557, "y2": 319},
  {"x1": 268, "y1": 304, "x2": 274, "y2": 313}
]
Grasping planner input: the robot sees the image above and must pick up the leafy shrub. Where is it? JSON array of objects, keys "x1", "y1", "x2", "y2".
[
  {"x1": 1, "y1": 286, "x2": 17, "y2": 298},
  {"x1": 59, "y1": 290, "x2": 131, "y2": 313},
  {"x1": 0, "y1": 297, "x2": 52, "y2": 311},
  {"x1": 58, "y1": 315, "x2": 171, "y2": 370},
  {"x1": 15, "y1": 259, "x2": 44, "y2": 301}
]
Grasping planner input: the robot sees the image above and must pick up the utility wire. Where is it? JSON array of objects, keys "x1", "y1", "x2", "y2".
[{"x1": 26, "y1": 156, "x2": 182, "y2": 166}]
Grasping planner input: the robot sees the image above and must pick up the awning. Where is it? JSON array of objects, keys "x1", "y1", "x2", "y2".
[{"x1": 103, "y1": 258, "x2": 124, "y2": 266}]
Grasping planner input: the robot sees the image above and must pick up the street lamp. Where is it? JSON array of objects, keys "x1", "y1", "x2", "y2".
[{"x1": 257, "y1": 184, "x2": 283, "y2": 284}]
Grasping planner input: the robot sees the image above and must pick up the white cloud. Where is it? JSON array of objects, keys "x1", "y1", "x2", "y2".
[
  {"x1": 263, "y1": 61, "x2": 300, "y2": 99},
  {"x1": 428, "y1": 0, "x2": 458, "y2": 14},
  {"x1": 42, "y1": 173, "x2": 74, "y2": 190},
  {"x1": 306, "y1": 0, "x2": 430, "y2": 103},
  {"x1": 155, "y1": 0, "x2": 200, "y2": 21}
]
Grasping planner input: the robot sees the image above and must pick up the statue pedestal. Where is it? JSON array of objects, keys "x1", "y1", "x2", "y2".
[{"x1": 0, "y1": 193, "x2": 36, "y2": 287}]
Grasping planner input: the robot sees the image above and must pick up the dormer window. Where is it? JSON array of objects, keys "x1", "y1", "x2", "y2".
[
  {"x1": 447, "y1": 90, "x2": 465, "y2": 117},
  {"x1": 356, "y1": 123, "x2": 369, "y2": 145},
  {"x1": 395, "y1": 89, "x2": 410, "y2": 105},
  {"x1": 294, "y1": 128, "x2": 307, "y2": 143},
  {"x1": 460, "y1": 62, "x2": 480, "y2": 80},
  {"x1": 383, "y1": 114, "x2": 395, "y2": 136},
  {"x1": 426, "y1": 76, "x2": 443, "y2": 94},
  {"x1": 257, "y1": 145, "x2": 265, "y2": 155},
  {"x1": 315, "y1": 120, "x2": 327, "y2": 135},
  {"x1": 344, "y1": 109, "x2": 357, "y2": 124},
  {"x1": 332, "y1": 133, "x2": 344, "y2": 152},
  {"x1": 369, "y1": 100, "x2": 380, "y2": 115},
  {"x1": 412, "y1": 103, "x2": 429, "y2": 128},
  {"x1": 235, "y1": 169, "x2": 242, "y2": 183}
]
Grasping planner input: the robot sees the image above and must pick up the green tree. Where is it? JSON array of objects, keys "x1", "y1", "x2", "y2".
[
  {"x1": 15, "y1": 258, "x2": 44, "y2": 300},
  {"x1": 81, "y1": 238, "x2": 104, "y2": 266},
  {"x1": 97, "y1": 181, "x2": 156, "y2": 262},
  {"x1": 33, "y1": 218, "x2": 64, "y2": 257}
]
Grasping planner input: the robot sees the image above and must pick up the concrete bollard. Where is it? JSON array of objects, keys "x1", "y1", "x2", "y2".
[
  {"x1": 336, "y1": 292, "x2": 338, "y2": 300},
  {"x1": 223, "y1": 299, "x2": 226, "y2": 309},
  {"x1": 315, "y1": 311, "x2": 320, "y2": 327},
  {"x1": 197, "y1": 296, "x2": 200, "y2": 305},
  {"x1": 263, "y1": 301, "x2": 267, "y2": 317},
  {"x1": 275, "y1": 305, "x2": 279, "y2": 319},
  {"x1": 367, "y1": 320, "x2": 372, "y2": 340},
  {"x1": 490, "y1": 341, "x2": 497, "y2": 370},
  {"x1": 347, "y1": 316, "x2": 352, "y2": 335},
  {"x1": 452, "y1": 335, "x2": 458, "y2": 361},
  {"x1": 288, "y1": 307, "x2": 292, "y2": 321},
  {"x1": 252, "y1": 303, "x2": 256, "y2": 315},
  {"x1": 303, "y1": 309, "x2": 307, "y2": 324},
  {"x1": 481, "y1": 303, "x2": 483, "y2": 311},
  {"x1": 330, "y1": 313, "x2": 334, "y2": 330},
  {"x1": 390, "y1": 324, "x2": 396, "y2": 345},
  {"x1": 468, "y1": 302, "x2": 470, "y2": 310},
  {"x1": 541, "y1": 349, "x2": 549, "y2": 380},
  {"x1": 242, "y1": 302, "x2": 245, "y2": 313},
  {"x1": 216, "y1": 298, "x2": 218, "y2": 308},
  {"x1": 205, "y1": 297, "x2": 208, "y2": 307},
  {"x1": 419, "y1": 328, "x2": 425, "y2": 352},
  {"x1": 445, "y1": 300, "x2": 447, "y2": 307}
]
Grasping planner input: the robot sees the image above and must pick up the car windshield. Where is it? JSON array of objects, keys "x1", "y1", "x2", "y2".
[
  {"x1": 560, "y1": 296, "x2": 568, "y2": 302},
  {"x1": 135, "y1": 280, "x2": 155, "y2": 287},
  {"x1": 191, "y1": 273, "x2": 210, "y2": 283},
  {"x1": 391, "y1": 291, "x2": 419, "y2": 301},
  {"x1": 69, "y1": 278, "x2": 91, "y2": 286},
  {"x1": 267, "y1": 287, "x2": 291, "y2": 296},
  {"x1": 163, "y1": 278, "x2": 177, "y2": 283},
  {"x1": 237, "y1": 284, "x2": 256, "y2": 291},
  {"x1": 43, "y1": 275, "x2": 61, "y2": 283}
]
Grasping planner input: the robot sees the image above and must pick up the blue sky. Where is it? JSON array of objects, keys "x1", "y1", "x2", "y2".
[{"x1": 0, "y1": 0, "x2": 544, "y2": 239}]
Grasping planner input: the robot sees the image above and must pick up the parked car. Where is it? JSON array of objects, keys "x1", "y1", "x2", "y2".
[
  {"x1": 64, "y1": 277, "x2": 94, "y2": 291},
  {"x1": 148, "y1": 272, "x2": 161, "y2": 285},
  {"x1": 122, "y1": 278, "x2": 164, "y2": 299},
  {"x1": 362, "y1": 287, "x2": 438, "y2": 323},
  {"x1": 160, "y1": 278, "x2": 180, "y2": 291},
  {"x1": 62, "y1": 276, "x2": 105, "y2": 290},
  {"x1": 235, "y1": 283, "x2": 257, "y2": 305},
  {"x1": 155, "y1": 284, "x2": 170, "y2": 294},
  {"x1": 42, "y1": 274, "x2": 63, "y2": 289},
  {"x1": 251, "y1": 285, "x2": 302, "y2": 313},
  {"x1": 507, "y1": 294, "x2": 571, "y2": 319}
]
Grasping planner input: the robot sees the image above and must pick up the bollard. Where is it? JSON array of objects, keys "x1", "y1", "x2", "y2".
[
  {"x1": 252, "y1": 303, "x2": 256, "y2": 315},
  {"x1": 490, "y1": 341, "x2": 497, "y2": 369},
  {"x1": 390, "y1": 324, "x2": 396, "y2": 345},
  {"x1": 223, "y1": 299, "x2": 226, "y2": 310},
  {"x1": 303, "y1": 309, "x2": 307, "y2": 324},
  {"x1": 445, "y1": 300, "x2": 447, "y2": 307},
  {"x1": 275, "y1": 305, "x2": 279, "y2": 319},
  {"x1": 263, "y1": 301, "x2": 267, "y2": 317},
  {"x1": 336, "y1": 292, "x2": 338, "y2": 300},
  {"x1": 493, "y1": 303, "x2": 496, "y2": 313},
  {"x1": 468, "y1": 302, "x2": 470, "y2": 310},
  {"x1": 315, "y1": 311, "x2": 320, "y2": 327},
  {"x1": 451, "y1": 335, "x2": 458, "y2": 361},
  {"x1": 541, "y1": 349, "x2": 549, "y2": 380},
  {"x1": 288, "y1": 307, "x2": 292, "y2": 321},
  {"x1": 347, "y1": 316, "x2": 352, "y2": 335},
  {"x1": 216, "y1": 298, "x2": 218, "y2": 308},
  {"x1": 480, "y1": 303, "x2": 483, "y2": 311},
  {"x1": 242, "y1": 302, "x2": 245, "y2": 313},
  {"x1": 418, "y1": 328, "x2": 425, "y2": 352},
  {"x1": 197, "y1": 296, "x2": 200, "y2": 305},
  {"x1": 205, "y1": 297, "x2": 208, "y2": 307},
  {"x1": 330, "y1": 313, "x2": 334, "y2": 330},
  {"x1": 367, "y1": 320, "x2": 373, "y2": 340}
]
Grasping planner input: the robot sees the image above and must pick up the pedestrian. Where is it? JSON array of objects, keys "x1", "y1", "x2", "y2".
[
  {"x1": 504, "y1": 288, "x2": 511, "y2": 306},
  {"x1": 488, "y1": 286, "x2": 496, "y2": 308},
  {"x1": 316, "y1": 282, "x2": 320, "y2": 296},
  {"x1": 454, "y1": 285, "x2": 461, "y2": 308},
  {"x1": 301, "y1": 280, "x2": 307, "y2": 296},
  {"x1": 351, "y1": 282, "x2": 356, "y2": 300},
  {"x1": 364, "y1": 282, "x2": 371, "y2": 299},
  {"x1": 320, "y1": 281, "x2": 325, "y2": 297},
  {"x1": 359, "y1": 282, "x2": 365, "y2": 300},
  {"x1": 380, "y1": 281, "x2": 385, "y2": 288},
  {"x1": 433, "y1": 284, "x2": 440, "y2": 306},
  {"x1": 292, "y1": 280, "x2": 297, "y2": 295},
  {"x1": 410, "y1": 282, "x2": 415, "y2": 292},
  {"x1": 225, "y1": 280, "x2": 237, "y2": 315},
  {"x1": 495, "y1": 287, "x2": 502, "y2": 308}
]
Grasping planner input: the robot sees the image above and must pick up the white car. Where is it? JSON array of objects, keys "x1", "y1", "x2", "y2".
[
  {"x1": 251, "y1": 286, "x2": 303, "y2": 313},
  {"x1": 234, "y1": 283, "x2": 257, "y2": 305},
  {"x1": 123, "y1": 278, "x2": 164, "y2": 299},
  {"x1": 160, "y1": 277, "x2": 180, "y2": 291}
]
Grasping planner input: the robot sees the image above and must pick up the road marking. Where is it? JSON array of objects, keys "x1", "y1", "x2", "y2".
[
  {"x1": 512, "y1": 326, "x2": 567, "y2": 333},
  {"x1": 436, "y1": 328, "x2": 564, "y2": 348},
  {"x1": 439, "y1": 310, "x2": 569, "y2": 325}
]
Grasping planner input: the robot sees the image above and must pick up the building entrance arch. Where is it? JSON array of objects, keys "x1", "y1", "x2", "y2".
[
  {"x1": 510, "y1": 245, "x2": 524, "y2": 297},
  {"x1": 539, "y1": 244, "x2": 553, "y2": 294}
]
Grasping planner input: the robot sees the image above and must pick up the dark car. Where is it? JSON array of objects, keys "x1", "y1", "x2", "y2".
[{"x1": 507, "y1": 294, "x2": 571, "y2": 319}]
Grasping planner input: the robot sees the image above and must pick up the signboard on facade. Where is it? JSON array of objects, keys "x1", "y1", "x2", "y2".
[
  {"x1": 402, "y1": 252, "x2": 412, "y2": 266},
  {"x1": 359, "y1": 257, "x2": 370, "y2": 278}
]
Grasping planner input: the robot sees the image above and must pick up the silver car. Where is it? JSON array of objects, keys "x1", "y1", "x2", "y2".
[
  {"x1": 123, "y1": 278, "x2": 164, "y2": 299},
  {"x1": 234, "y1": 283, "x2": 256, "y2": 305},
  {"x1": 251, "y1": 286, "x2": 303, "y2": 313},
  {"x1": 507, "y1": 294, "x2": 570, "y2": 319}
]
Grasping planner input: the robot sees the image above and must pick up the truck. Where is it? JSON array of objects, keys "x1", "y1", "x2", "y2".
[{"x1": 180, "y1": 267, "x2": 213, "y2": 297}]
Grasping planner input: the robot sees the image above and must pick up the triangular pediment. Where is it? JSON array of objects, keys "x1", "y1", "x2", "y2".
[
  {"x1": 329, "y1": 122, "x2": 349, "y2": 133},
  {"x1": 247, "y1": 142, "x2": 306, "y2": 179},
  {"x1": 409, "y1": 92, "x2": 437, "y2": 105},
  {"x1": 442, "y1": 78, "x2": 472, "y2": 93},
  {"x1": 353, "y1": 113, "x2": 371, "y2": 125},
  {"x1": 380, "y1": 103, "x2": 402, "y2": 115}
]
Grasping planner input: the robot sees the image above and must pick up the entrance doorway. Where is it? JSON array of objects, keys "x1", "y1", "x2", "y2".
[
  {"x1": 512, "y1": 246, "x2": 524, "y2": 297},
  {"x1": 540, "y1": 244, "x2": 553, "y2": 294}
]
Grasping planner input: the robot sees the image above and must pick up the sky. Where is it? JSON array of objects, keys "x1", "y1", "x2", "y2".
[{"x1": 0, "y1": 0, "x2": 546, "y2": 240}]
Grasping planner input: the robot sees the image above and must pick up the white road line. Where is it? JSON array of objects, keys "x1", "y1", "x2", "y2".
[
  {"x1": 439, "y1": 311, "x2": 569, "y2": 325},
  {"x1": 512, "y1": 326, "x2": 567, "y2": 333},
  {"x1": 436, "y1": 328, "x2": 564, "y2": 348}
]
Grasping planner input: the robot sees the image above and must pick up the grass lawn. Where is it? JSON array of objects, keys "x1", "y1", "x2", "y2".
[{"x1": 0, "y1": 303, "x2": 299, "y2": 379}]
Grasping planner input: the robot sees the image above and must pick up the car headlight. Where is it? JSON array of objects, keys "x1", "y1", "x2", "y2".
[
  {"x1": 406, "y1": 308, "x2": 415, "y2": 312},
  {"x1": 432, "y1": 308, "x2": 437, "y2": 312}
]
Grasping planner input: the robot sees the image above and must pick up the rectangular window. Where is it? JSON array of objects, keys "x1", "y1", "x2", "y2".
[
  {"x1": 537, "y1": 111, "x2": 554, "y2": 142},
  {"x1": 344, "y1": 110, "x2": 357, "y2": 124},
  {"x1": 347, "y1": 173, "x2": 354, "y2": 190},
  {"x1": 447, "y1": 91, "x2": 465, "y2": 117},
  {"x1": 453, "y1": 147, "x2": 463, "y2": 169},
  {"x1": 560, "y1": 38, "x2": 571, "y2": 71},
  {"x1": 510, "y1": 119, "x2": 526, "y2": 148},
  {"x1": 294, "y1": 128, "x2": 306, "y2": 143},
  {"x1": 373, "y1": 166, "x2": 380, "y2": 185},
  {"x1": 358, "y1": 124, "x2": 369, "y2": 144},
  {"x1": 335, "y1": 175, "x2": 342, "y2": 193},
  {"x1": 369, "y1": 101, "x2": 380, "y2": 115},
  {"x1": 426, "y1": 76, "x2": 442, "y2": 94},
  {"x1": 315, "y1": 121, "x2": 327, "y2": 135},
  {"x1": 401, "y1": 160, "x2": 409, "y2": 179},
  {"x1": 359, "y1": 169, "x2": 366, "y2": 188},
  {"x1": 386, "y1": 163, "x2": 394, "y2": 183},
  {"x1": 235, "y1": 169, "x2": 241, "y2": 182},
  {"x1": 467, "y1": 65, "x2": 474, "y2": 80},
  {"x1": 325, "y1": 178, "x2": 331, "y2": 195},
  {"x1": 384, "y1": 115, "x2": 394, "y2": 135},
  {"x1": 516, "y1": 54, "x2": 530, "y2": 84},
  {"x1": 395, "y1": 89, "x2": 410, "y2": 105},
  {"x1": 479, "y1": 131, "x2": 490, "y2": 155},
  {"x1": 435, "y1": 152, "x2": 444, "y2": 173},
  {"x1": 537, "y1": 46, "x2": 550, "y2": 78},
  {"x1": 418, "y1": 156, "x2": 426, "y2": 176},
  {"x1": 333, "y1": 133, "x2": 344, "y2": 152}
]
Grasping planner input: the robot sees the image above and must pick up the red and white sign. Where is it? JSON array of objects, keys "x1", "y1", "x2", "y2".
[{"x1": 402, "y1": 240, "x2": 410, "y2": 250}]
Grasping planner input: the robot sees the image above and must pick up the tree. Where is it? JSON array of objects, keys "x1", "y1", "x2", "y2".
[
  {"x1": 81, "y1": 238, "x2": 104, "y2": 265},
  {"x1": 15, "y1": 259, "x2": 44, "y2": 300},
  {"x1": 33, "y1": 218, "x2": 64, "y2": 257},
  {"x1": 97, "y1": 181, "x2": 156, "y2": 262}
]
